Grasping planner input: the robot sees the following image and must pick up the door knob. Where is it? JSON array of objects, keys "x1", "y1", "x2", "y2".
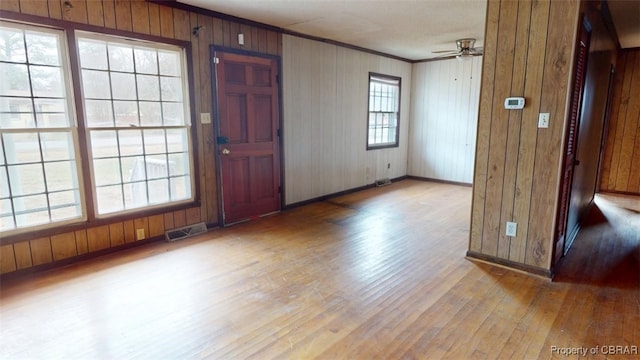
[{"x1": 222, "y1": 148, "x2": 231, "y2": 155}]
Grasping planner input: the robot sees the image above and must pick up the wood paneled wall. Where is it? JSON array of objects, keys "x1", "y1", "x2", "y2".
[
  {"x1": 0, "y1": 0, "x2": 281, "y2": 274},
  {"x1": 408, "y1": 57, "x2": 482, "y2": 184},
  {"x1": 599, "y1": 48, "x2": 640, "y2": 195},
  {"x1": 282, "y1": 35, "x2": 412, "y2": 205},
  {"x1": 468, "y1": 0, "x2": 580, "y2": 273}
]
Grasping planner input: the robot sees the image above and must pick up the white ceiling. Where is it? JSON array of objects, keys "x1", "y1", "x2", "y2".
[
  {"x1": 178, "y1": 0, "x2": 488, "y2": 61},
  {"x1": 178, "y1": 0, "x2": 640, "y2": 61}
]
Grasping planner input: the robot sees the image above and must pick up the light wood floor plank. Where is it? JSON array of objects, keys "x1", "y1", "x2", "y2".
[{"x1": 0, "y1": 181, "x2": 638, "y2": 359}]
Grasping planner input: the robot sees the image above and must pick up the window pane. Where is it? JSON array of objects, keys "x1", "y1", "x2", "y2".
[
  {"x1": 143, "y1": 129, "x2": 166, "y2": 154},
  {"x1": 0, "y1": 168, "x2": 9, "y2": 198},
  {"x1": 0, "y1": 28, "x2": 26, "y2": 63},
  {"x1": 111, "y1": 72, "x2": 137, "y2": 100},
  {"x1": 35, "y1": 99, "x2": 69, "y2": 128},
  {"x1": 44, "y1": 161, "x2": 78, "y2": 191},
  {"x1": 162, "y1": 102, "x2": 184, "y2": 125},
  {"x1": 93, "y1": 158, "x2": 122, "y2": 186},
  {"x1": 25, "y1": 31, "x2": 60, "y2": 66},
  {"x1": 167, "y1": 128, "x2": 187, "y2": 152},
  {"x1": 122, "y1": 156, "x2": 143, "y2": 183},
  {"x1": 145, "y1": 155, "x2": 168, "y2": 179},
  {"x1": 137, "y1": 74, "x2": 160, "y2": 101},
  {"x1": 0, "y1": 63, "x2": 30, "y2": 96},
  {"x1": 170, "y1": 176, "x2": 190, "y2": 201},
  {"x1": 8, "y1": 163, "x2": 45, "y2": 196},
  {"x1": 118, "y1": 130, "x2": 143, "y2": 156},
  {"x1": 158, "y1": 50, "x2": 180, "y2": 76},
  {"x1": 0, "y1": 96, "x2": 32, "y2": 113},
  {"x1": 168, "y1": 152, "x2": 189, "y2": 176},
  {"x1": 14, "y1": 194, "x2": 49, "y2": 227},
  {"x1": 113, "y1": 100, "x2": 139, "y2": 127},
  {"x1": 41, "y1": 132, "x2": 74, "y2": 161},
  {"x1": 85, "y1": 99, "x2": 114, "y2": 127},
  {"x1": 49, "y1": 190, "x2": 81, "y2": 221},
  {"x1": 90, "y1": 130, "x2": 119, "y2": 158},
  {"x1": 139, "y1": 101, "x2": 161, "y2": 126},
  {"x1": 78, "y1": 38, "x2": 107, "y2": 70},
  {"x1": 3, "y1": 132, "x2": 41, "y2": 164},
  {"x1": 82, "y1": 69, "x2": 111, "y2": 99},
  {"x1": 108, "y1": 44, "x2": 134, "y2": 72},
  {"x1": 96, "y1": 185, "x2": 123, "y2": 214},
  {"x1": 148, "y1": 178, "x2": 169, "y2": 204},
  {"x1": 125, "y1": 180, "x2": 147, "y2": 208},
  {"x1": 0, "y1": 198, "x2": 14, "y2": 230},
  {"x1": 0, "y1": 96, "x2": 35, "y2": 129},
  {"x1": 160, "y1": 76, "x2": 182, "y2": 101},
  {"x1": 134, "y1": 48, "x2": 158, "y2": 74}
]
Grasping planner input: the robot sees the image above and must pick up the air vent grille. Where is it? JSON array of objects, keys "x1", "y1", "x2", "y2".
[{"x1": 165, "y1": 222, "x2": 207, "y2": 242}]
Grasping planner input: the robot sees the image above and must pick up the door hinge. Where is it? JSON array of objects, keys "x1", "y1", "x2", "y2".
[
  {"x1": 276, "y1": 74, "x2": 280, "y2": 84},
  {"x1": 277, "y1": 128, "x2": 281, "y2": 137}
]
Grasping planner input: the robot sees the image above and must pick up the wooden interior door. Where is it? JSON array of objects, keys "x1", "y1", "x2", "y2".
[
  {"x1": 214, "y1": 51, "x2": 281, "y2": 225},
  {"x1": 554, "y1": 18, "x2": 591, "y2": 263}
]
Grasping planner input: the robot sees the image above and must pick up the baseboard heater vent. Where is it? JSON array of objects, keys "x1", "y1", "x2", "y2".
[
  {"x1": 165, "y1": 222, "x2": 207, "y2": 242},
  {"x1": 375, "y1": 178, "x2": 392, "y2": 187}
]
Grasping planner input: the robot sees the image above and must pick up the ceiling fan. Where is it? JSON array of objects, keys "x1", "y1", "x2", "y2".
[{"x1": 432, "y1": 38, "x2": 483, "y2": 58}]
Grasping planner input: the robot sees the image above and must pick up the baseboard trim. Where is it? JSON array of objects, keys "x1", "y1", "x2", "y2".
[
  {"x1": 406, "y1": 175, "x2": 472, "y2": 187},
  {"x1": 283, "y1": 176, "x2": 408, "y2": 210},
  {"x1": 466, "y1": 251, "x2": 553, "y2": 278}
]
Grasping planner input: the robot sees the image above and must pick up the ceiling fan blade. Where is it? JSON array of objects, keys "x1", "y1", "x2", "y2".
[{"x1": 432, "y1": 49, "x2": 458, "y2": 54}]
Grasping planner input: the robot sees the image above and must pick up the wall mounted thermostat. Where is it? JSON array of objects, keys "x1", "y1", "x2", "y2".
[{"x1": 504, "y1": 97, "x2": 525, "y2": 109}]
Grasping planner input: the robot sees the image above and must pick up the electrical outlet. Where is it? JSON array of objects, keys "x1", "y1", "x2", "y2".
[
  {"x1": 136, "y1": 228, "x2": 145, "y2": 240},
  {"x1": 506, "y1": 222, "x2": 517, "y2": 237},
  {"x1": 538, "y1": 113, "x2": 549, "y2": 128}
]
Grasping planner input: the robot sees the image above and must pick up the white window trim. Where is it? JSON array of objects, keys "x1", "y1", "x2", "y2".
[{"x1": 0, "y1": 21, "x2": 87, "y2": 237}]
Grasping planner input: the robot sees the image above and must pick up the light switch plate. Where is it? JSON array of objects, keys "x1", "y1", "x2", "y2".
[{"x1": 200, "y1": 112, "x2": 211, "y2": 124}]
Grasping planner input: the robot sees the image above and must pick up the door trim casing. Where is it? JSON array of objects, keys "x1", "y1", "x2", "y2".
[{"x1": 210, "y1": 46, "x2": 285, "y2": 225}]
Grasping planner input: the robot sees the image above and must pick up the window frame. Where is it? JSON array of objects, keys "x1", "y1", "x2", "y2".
[
  {"x1": 75, "y1": 31, "x2": 196, "y2": 219},
  {"x1": 0, "y1": 20, "x2": 87, "y2": 236},
  {"x1": 0, "y1": 13, "x2": 199, "y2": 243},
  {"x1": 366, "y1": 72, "x2": 401, "y2": 150}
]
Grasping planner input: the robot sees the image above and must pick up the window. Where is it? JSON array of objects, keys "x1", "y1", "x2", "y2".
[
  {"x1": 0, "y1": 22, "x2": 83, "y2": 233},
  {"x1": 0, "y1": 20, "x2": 194, "y2": 235},
  {"x1": 77, "y1": 33, "x2": 193, "y2": 215},
  {"x1": 367, "y1": 73, "x2": 401, "y2": 149}
]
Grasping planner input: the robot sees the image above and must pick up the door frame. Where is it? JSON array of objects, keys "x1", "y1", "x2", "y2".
[
  {"x1": 552, "y1": 16, "x2": 592, "y2": 264},
  {"x1": 210, "y1": 46, "x2": 285, "y2": 225}
]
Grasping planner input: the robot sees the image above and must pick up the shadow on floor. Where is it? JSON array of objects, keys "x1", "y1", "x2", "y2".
[{"x1": 553, "y1": 195, "x2": 640, "y2": 289}]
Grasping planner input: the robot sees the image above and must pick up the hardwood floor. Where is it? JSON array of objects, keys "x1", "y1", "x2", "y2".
[{"x1": 0, "y1": 180, "x2": 637, "y2": 359}]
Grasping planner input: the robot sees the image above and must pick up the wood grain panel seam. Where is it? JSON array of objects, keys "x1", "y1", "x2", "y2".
[
  {"x1": 524, "y1": 0, "x2": 554, "y2": 266},
  {"x1": 477, "y1": 0, "x2": 503, "y2": 254}
]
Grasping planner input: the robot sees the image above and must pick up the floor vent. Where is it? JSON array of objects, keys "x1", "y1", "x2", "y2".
[
  {"x1": 375, "y1": 178, "x2": 392, "y2": 187},
  {"x1": 165, "y1": 222, "x2": 207, "y2": 242}
]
